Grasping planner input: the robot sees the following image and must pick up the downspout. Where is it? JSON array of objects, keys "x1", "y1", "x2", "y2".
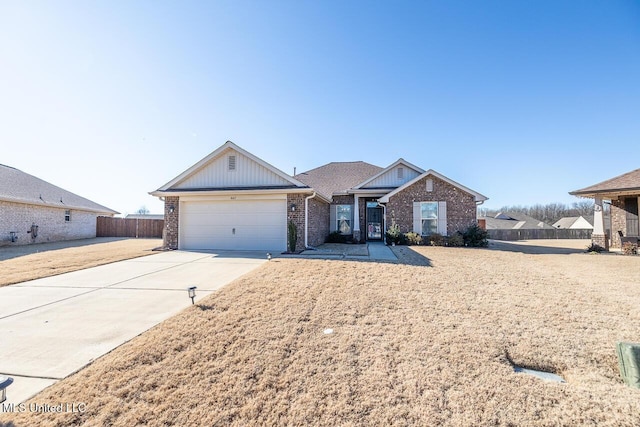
[{"x1": 305, "y1": 192, "x2": 317, "y2": 249}]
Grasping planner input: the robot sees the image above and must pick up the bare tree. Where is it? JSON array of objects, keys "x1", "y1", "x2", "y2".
[{"x1": 136, "y1": 205, "x2": 150, "y2": 215}]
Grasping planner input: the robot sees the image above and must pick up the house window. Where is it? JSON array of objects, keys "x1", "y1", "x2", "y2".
[
  {"x1": 65, "y1": 210, "x2": 71, "y2": 222},
  {"x1": 336, "y1": 205, "x2": 352, "y2": 234},
  {"x1": 397, "y1": 167, "x2": 404, "y2": 180},
  {"x1": 228, "y1": 155, "x2": 236, "y2": 171},
  {"x1": 420, "y1": 202, "x2": 438, "y2": 235}
]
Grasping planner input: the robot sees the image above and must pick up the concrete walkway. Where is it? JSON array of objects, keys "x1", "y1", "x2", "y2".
[
  {"x1": 296, "y1": 242, "x2": 397, "y2": 261},
  {"x1": 0, "y1": 250, "x2": 266, "y2": 405}
]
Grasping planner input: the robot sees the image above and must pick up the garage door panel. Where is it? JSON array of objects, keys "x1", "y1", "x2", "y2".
[{"x1": 180, "y1": 199, "x2": 286, "y2": 251}]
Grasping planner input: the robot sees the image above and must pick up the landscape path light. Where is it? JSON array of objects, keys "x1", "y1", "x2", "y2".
[
  {"x1": 188, "y1": 286, "x2": 197, "y2": 305},
  {"x1": 0, "y1": 375, "x2": 13, "y2": 403}
]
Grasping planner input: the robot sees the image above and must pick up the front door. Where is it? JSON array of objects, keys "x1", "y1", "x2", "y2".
[{"x1": 366, "y1": 203, "x2": 383, "y2": 240}]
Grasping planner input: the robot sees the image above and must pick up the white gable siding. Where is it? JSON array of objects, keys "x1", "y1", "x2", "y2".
[
  {"x1": 362, "y1": 167, "x2": 421, "y2": 189},
  {"x1": 570, "y1": 217, "x2": 594, "y2": 229},
  {"x1": 174, "y1": 149, "x2": 293, "y2": 189}
]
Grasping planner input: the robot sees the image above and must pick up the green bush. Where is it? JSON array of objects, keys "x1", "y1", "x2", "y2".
[
  {"x1": 463, "y1": 224, "x2": 489, "y2": 247},
  {"x1": 447, "y1": 233, "x2": 464, "y2": 247},
  {"x1": 288, "y1": 220, "x2": 298, "y2": 252},
  {"x1": 404, "y1": 232, "x2": 423, "y2": 246},
  {"x1": 326, "y1": 231, "x2": 348, "y2": 243},
  {"x1": 386, "y1": 222, "x2": 402, "y2": 245},
  {"x1": 428, "y1": 233, "x2": 445, "y2": 246}
]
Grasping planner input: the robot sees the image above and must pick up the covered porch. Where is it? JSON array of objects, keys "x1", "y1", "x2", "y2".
[{"x1": 570, "y1": 169, "x2": 640, "y2": 250}]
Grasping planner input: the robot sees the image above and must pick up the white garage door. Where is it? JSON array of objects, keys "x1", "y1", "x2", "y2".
[{"x1": 180, "y1": 199, "x2": 287, "y2": 251}]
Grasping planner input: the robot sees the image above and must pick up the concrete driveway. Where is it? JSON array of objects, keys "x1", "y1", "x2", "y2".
[{"x1": 0, "y1": 250, "x2": 266, "y2": 405}]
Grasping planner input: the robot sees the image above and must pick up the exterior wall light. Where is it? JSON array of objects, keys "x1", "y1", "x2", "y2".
[
  {"x1": 290, "y1": 203, "x2": 297, "y2": 212},
  {"x1": 187, "y1": 286, "x2": 197, "y2": 304},
  {"x1": 168, "y1": 205, "x2": 175, "y2": 214}
]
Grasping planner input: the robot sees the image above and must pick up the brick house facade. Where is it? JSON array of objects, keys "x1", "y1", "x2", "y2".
[{"x1": 153, "y1": 141, "x2": 487, "y2": 252}]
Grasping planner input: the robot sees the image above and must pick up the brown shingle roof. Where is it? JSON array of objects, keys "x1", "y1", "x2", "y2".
[
  {"x1": 294, "y1": 161, "x2": 383, "y2": 200},
  {"x1": 570, "y1": 168, "x2": 640, "y2": 197},
  {"x1": 0, "y1": 164, "x2": 118, "y2": 214}
]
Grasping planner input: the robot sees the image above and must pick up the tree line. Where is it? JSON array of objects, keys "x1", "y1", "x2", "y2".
[{"x1": 479, "y1": 200, "x2": 598, "y2": 225}]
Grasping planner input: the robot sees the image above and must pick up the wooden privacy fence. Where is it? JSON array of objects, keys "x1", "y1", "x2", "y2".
[
  {"x1": 97, "y1": 216, "x2": 164, "y2": 238},
  {"x1": 487, "y1": 228, "x2": 593, "y2": 241}
]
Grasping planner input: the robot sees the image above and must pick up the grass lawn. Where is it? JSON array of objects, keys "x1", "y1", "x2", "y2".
[
  {"x1": 3, "y1": 243, "x2": 640, "y2": 426},
  {"x1": 0, "y1": 238, "x2": 162, "y2": 287}
]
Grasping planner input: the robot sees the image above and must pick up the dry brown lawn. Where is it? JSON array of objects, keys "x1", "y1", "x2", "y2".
[
  {"x1": 0, "y1": 238, "x2": 162, "y2": 287},
  {"x1": 3, "y1": 243, "x2": 640, "y2": 426}
]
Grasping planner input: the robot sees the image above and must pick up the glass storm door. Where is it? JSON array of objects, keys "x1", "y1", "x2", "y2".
[{"x1": 366, "y1": 203, "x2": 383, "y2": 240}]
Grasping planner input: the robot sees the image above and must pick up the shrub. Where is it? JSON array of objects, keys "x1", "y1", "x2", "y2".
[
  {"x1": 463, "y1": 224, "x2": 489, "y2": 248},
  {"x1": 288, "y1": 221, "x2": 298, "y2": 253},
  {"x1": 404, "y1": 232, "x2": 423, "y2": 246},
  {"x1": 326, "y1": 231, "x2": 348, "y2": 244},
  {"x1": 586, "y1": 243, "x2": 606, "y2": 253},
  {"x1": 447, "y1": 233, "x2": 464, "y2": 247},
  {"x1": 622, "y1": 241, "x2": 637, "y2": 255},
  {"x1": 386, "y1": 222, "x2": 402, "y2": 245},
  {"x1": 428, "y1": 233, "x2": 445, "y2": 246}
]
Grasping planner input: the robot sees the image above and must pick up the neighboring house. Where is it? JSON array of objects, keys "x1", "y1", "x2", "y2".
[
  {"x1": 552, "y1": 216, "x2": 594, "y2": 230},
  {"x1": 150, "y1": 141, "x2": 488, "y2": 252},
  {"x1": 125, "y1": 214, "x2": 164, "y2": 220},
  {"x1": 570, "y1": 168, "x2": 640, "y2": 249},
  {"x1": 0, "y1": 164, "x2": 118, "y2": 245},
  {"x1": 484, "y1": 212, "x2": 555, "y2": 231}
]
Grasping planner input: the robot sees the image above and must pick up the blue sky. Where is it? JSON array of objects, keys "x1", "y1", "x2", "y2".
[{"x1": 1, "y1": 1, "x2": 639, "y2": 215}]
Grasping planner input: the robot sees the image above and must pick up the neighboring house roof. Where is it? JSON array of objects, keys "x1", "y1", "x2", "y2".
[
  {"x1": 294, "y1": 161, "x2": 383, "y2": 201},
  {"x1": 484, "y1": 212, "x2": 554, "y2": 230},
  {"x1": 570, "y1": 168, "x2": 640, "y2": 198},
  {"x1": 0, "y1": 164, "x2": 118, "y2": 215},
  {"x1": 378, "y1": 169, "x2": 488, "y2": 204},
  {"x1": 125, "y1": 214, "x2": 164, "y2": 220},
  {"x1": 552, "y1": 216, "x2": 594, "y2": 230}
]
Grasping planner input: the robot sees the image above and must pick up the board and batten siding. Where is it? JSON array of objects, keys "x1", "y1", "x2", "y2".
[
  {"x1": 174, "y1": 149, "x2": 293, "y2": 189},
  {"x1": 362, "y1": 166, "x2": 421, "y2": 189}
]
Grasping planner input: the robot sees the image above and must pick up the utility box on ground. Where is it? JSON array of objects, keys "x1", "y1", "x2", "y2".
[{"x1": 616, "y1": 341, "x2": 640, "y2": 389}]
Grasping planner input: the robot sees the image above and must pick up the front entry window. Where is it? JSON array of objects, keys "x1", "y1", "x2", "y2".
[
  {"x1": 421, "y1": 202, "x2": 438, "y2": 235},
  {"x1": 337, "y1": 205, "x2": 352, "y2": 234}
]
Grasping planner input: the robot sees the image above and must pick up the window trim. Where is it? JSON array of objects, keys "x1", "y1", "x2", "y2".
[
  {"x1": 420, "y1": 202, "x2": 438, "y2": 236},
  {"x1": 64, "y1": 210, "x2": 71, "y2": 222}
]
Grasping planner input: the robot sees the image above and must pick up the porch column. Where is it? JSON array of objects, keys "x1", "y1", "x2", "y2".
[
  {"x1": 353, "y1": 195, "x2": 361, "y2": 242},
  {"x1": 592, "y1": 197, "x2": 608, "y2": 250}
]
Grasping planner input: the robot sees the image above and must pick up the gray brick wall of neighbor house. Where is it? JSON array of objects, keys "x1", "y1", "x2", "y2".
[
  {"x1": 0, "y1": 200, "x2": 98, "y2": 245},
  {"x1": 611, "y1": 198, "x2": 627, "y2": 249},
  {"x1": 308, "y1": 197, "x2": 329, "y2": 247},
  {"x1": 287, "y1": 194, "x2": 306, "y2": 252},
  {"x1": 386, "y1": 175, "x2": 477, "y2": 235},
  {"x1": 164, "y1": 196, "x2": 180, "y2": 249}
]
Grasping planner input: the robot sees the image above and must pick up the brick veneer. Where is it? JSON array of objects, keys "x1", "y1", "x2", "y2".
[
  {"x1": 307, "y1": 197, "x2": 329, "y2": 247},
  {"x1": 611, "y1": 198, "x2": 631, "y2": 249},
  {"x1": 386, "y1": 175, "x2": 477, "y2": 235},
  {"x1": 287, "y1": 194, "x2": 306, "y2": 252},
  {"x1": 164, "y1": 196, "x2": 179, "y2": 249},
  {"x1": 0, "y1": 200, "x2": 100, "y2": 246}
]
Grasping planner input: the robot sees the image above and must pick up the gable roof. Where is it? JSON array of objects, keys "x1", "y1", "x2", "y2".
[
  {"x1": 378, "y1": 169, "x2": 488, "y2": 204},
  {"x1": 153, "y1": 141, "x2": 309, "y2": 193},
  {"x1": 294, "y1": 161, "x2": 383, "y2": 201},
  {"x1": 484, "y1": 212, "x2": 554, "y2": 230},
  {"x1": 0, "y1": 164, "x2": 118, "y2": 215},
  {"x1": 552, "y1": 216, "x2": 594, "y2": 230},
  {"x1": 570, "y1": 168, "x2": 640, "y2": 198},
  {"x1": 352, "y1": 158, "x2": 425, "y2": 189}
]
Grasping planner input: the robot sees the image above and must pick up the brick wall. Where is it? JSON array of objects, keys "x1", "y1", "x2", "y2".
[
  {"x1": 0, "y1": 200, "x2": 100, "y2": 246},
  {"x1": 164, "y1": 196, "x2": 180, "y2": 249},
  {"x1": 287, "y1": 194, "x2": 306, "y2": 252},
  {"x1": 386, "y1": 175, "x2": 477, "y2": 235},
  {"x1": 308, "y1": 197, "x2": 329, "y2": 247},
  {"x1": 610, "y1": 198, "x2": 626, "y2": 249}
]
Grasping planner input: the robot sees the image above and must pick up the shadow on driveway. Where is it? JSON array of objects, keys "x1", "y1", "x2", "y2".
[{"x1": 0, "y1": 237, "x2": 133, "y2": 261}]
